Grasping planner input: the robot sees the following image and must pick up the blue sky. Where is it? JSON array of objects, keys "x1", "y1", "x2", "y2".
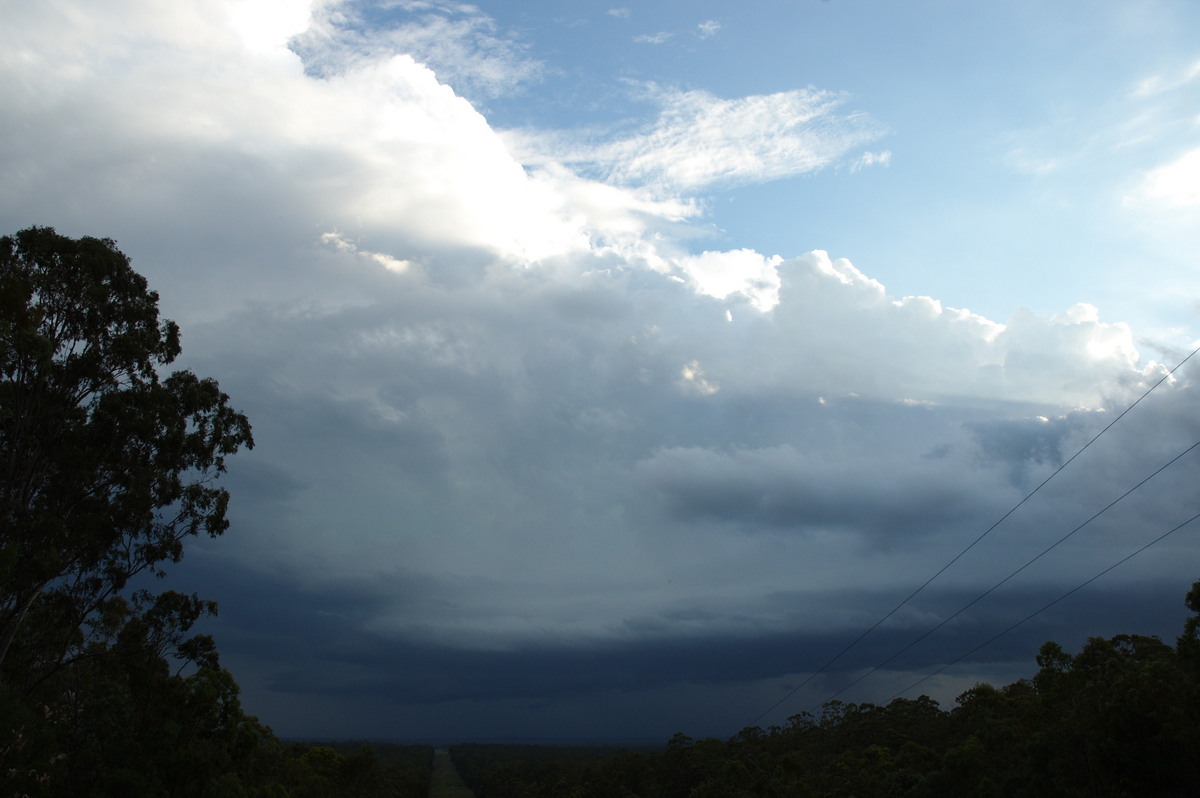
[
  {"x1": 3, "y1": 0, "x2": 1200, "y2": 742},
  {"x1": 446, "y1": 0, "x2": 1200, "y2": 331}
]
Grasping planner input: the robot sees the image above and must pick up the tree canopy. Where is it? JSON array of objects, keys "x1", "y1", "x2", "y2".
[
  {"x1": 0, "y1": 226, "x2": 253, "y2": 679},
  {"x1": 0, "y1": 227, "x2": 436, "y2": 797},
  {"x1": 0, "y1": 228, "x2": 262, "y2": 795}
]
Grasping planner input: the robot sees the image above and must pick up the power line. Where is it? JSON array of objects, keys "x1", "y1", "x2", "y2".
[
  {"x1": 809, "y1": 436, "x2": 1200, "y2": 710},
  {"x1": 884, "y1": 507, "x2": 1200, "y2": 703},
  {"x1": 740, "y1": 344, "x2": 1199, "y2": 730}
]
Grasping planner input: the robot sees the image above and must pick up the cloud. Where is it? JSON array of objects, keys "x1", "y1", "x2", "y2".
[
  {"x1": 1004, "y1": 147, "x2": 1059, "y2": 176},
  {"x1": 966, "y1": 414, "x2": 1070, "y2": 485},
  {"x1": 600, "y1": 87, "x2": 884, "y2": 191},
  {"x1": 634, "y1": 31, "x2": 674, "y2": 45},
  {"x1": 607, "y1": 7, "x2": 630, "y2": 19},
  {"x1": 228, "y1": 0, "x2": 318, "y2": 55},
  {"x1": 321, "y1": 231, "x2": 414, "y2": 273},
  {"x1": 1130, "y1": 58, "x2": 1200, "y2": 98},
  {"x1": 5, "y1": 0, "x2": 1200, "y2": 741},
  {"x1": 0, "y1": 0, "x2": 621, "y2": 282},
  {"x1": 1132, "y1": 146, "x2": 1200, "y2": 207},
  {"x1": 851, "y1": 149, "x2": 892, "y2": 172},
  {"x1": 679, "y1": 360, "x2": 720, "y2": 395},
  {"x1": 520, "y1": 86, "x2": 885, "y2": 194},
  {"x1": 634, "y1": 443, "x2": 1000, "y2": 540},
  {"x1": 187, "y1": 550, "x2": 1196, "y2": 738},
  {"x1": 672, "y1": 248, "x2": 783, "y2": 311},
  {"x1": 697, "y1": 20, "x2": 721, "y2": 39},
  {"x1": 290, "y1": 0, "x2": 544, "y2": 102},
  {"x1": 182, "y1": 237, "x2": 1190, "y2": 659}
]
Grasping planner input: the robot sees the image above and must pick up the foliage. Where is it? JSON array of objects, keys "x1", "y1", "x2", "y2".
[
  {"x1": 0, "y1": 228, "x2": 435, "y2": 796},
  {"x1": 453, "y1": 580, "x2": 1200, "y2": 798},
  {"x1": 273, "y1": 742, "x2": 434, "y2": 798},
  {"x1": 451, "y1": 743, "x2": 661, "y2": 798},
  {"x1": 0, "y1": 226, "x2": 254, "y2": 678}
]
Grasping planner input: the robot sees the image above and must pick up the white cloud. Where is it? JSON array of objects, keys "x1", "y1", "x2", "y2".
[
  {"x1": 321, "y1": 232, "x2": 414, "y2": 273},
  {"x1": 697, "y1": 20, "x2": 721, "y2": 39},
  {"x1": 0, "y1": 0, "x2": 628, "y2": 282},
  {"x1": 1003, "y1": 55, "x2": 1199, "y2": 193},
  {"x1": 1004, "y1": 147, "x2": 1059, "y2": 175},
  {"x1": 634, "y1": 31, "x2": 674, "y2": 45},
  {"x1": 1133, "y1": 146, "x2": 1200, "y2": 207},
  {"x1": 524, "y1": 86, "x2": 884, "y2": 194},
  {"x1": 851, "y1": 149, "x2": 892, "y2": 172},
  {"x1": 227, "y1": 0, "x2": 317, "y2": 55},
  {"x1": 607, "y1": 87, "x2": 884, "y2": 190},
  {"x1": 291, "y1": 0, "x2": 544, "y2": 101},
  {"x1": 607, "y1": 7, "x2": 630, "y2": 19},
  {"x1": 675, "y1": 249, "x2": 783, "y2": 311},
  {"x1": 679, "y1": 360, "x2": 720, "y2": 395},
  {"x1": 1130, "y1": 58, "x2": 1200, "y2": 98}
]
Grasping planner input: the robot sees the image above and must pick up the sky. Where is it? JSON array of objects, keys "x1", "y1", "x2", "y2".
[{"x1": 3, "y1": 0, "x2": 1200, "y2": 742}]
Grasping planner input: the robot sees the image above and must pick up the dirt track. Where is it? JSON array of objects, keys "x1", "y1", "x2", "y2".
[{"x1": 427, "y1": 749, "x2": 475, "y2": 798}]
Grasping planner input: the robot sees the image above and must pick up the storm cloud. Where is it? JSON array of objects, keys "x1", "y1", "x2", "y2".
[{"x1": 4, "y1": 0, "x2": 1200, "y2": 741}]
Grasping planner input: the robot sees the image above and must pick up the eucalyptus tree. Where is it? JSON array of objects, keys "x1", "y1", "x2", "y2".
[{"x1": 0, "y1": 226, "x2": 253, "y2": 684}]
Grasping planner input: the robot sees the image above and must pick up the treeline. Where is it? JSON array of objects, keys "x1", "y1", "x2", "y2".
[
  {"x1": 451, "y1": 743, "x2": 661, "y2": 797},
  {"x1": 452, "y1": 581, "x2": 1200, "y2": 798},
  {"x1": 270, "y1": 742, "x2": 434, "y2": 798}
]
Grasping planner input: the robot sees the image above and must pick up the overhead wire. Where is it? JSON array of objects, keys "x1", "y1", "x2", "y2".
[
  {"x1": 884, "y1": 507, "x2": 1200, "y2": 703},
  {"x1": 808, "y1": 436, "x2": 1200, "y2": 711},
  {"x1": 740, "y1": 343, "x2": 1200, "y2": 730}
]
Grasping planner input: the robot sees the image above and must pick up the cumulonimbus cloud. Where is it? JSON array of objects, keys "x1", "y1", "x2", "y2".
[{"x1": 5, "y1": 0, "x2": 1199, "y2": 742}]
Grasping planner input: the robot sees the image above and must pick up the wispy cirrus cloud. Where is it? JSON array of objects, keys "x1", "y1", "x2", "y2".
[
  {"x1": 634, "y1": 31, "x2": 674, "y2": 45},
  {"x1": 290, "y1": 0, "x2": 544, "y2": 102},
  {"x1": 1130, "y1": 58, "x2": 1200, "y2": 98},
  {"x1": 851, "y1": 150, "x2": 892, "y2": 172},
  {"x1": 514, "y1": 85, "x2": 886, "y2": 194}
]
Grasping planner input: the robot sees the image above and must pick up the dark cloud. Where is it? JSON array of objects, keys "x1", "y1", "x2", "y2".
[
  {"x1": 172, "y1": 553, "x2": 1197, "y2": 738},
  {"x1": 6, "y1": 0, "x2": 1200, "y2": 745},
  {"x1": 635, "y1": 442, "x2": 987, "y2": 541},
  {"x1": 968, "y1": 414, "x2": 1071, "y2": 485}
]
